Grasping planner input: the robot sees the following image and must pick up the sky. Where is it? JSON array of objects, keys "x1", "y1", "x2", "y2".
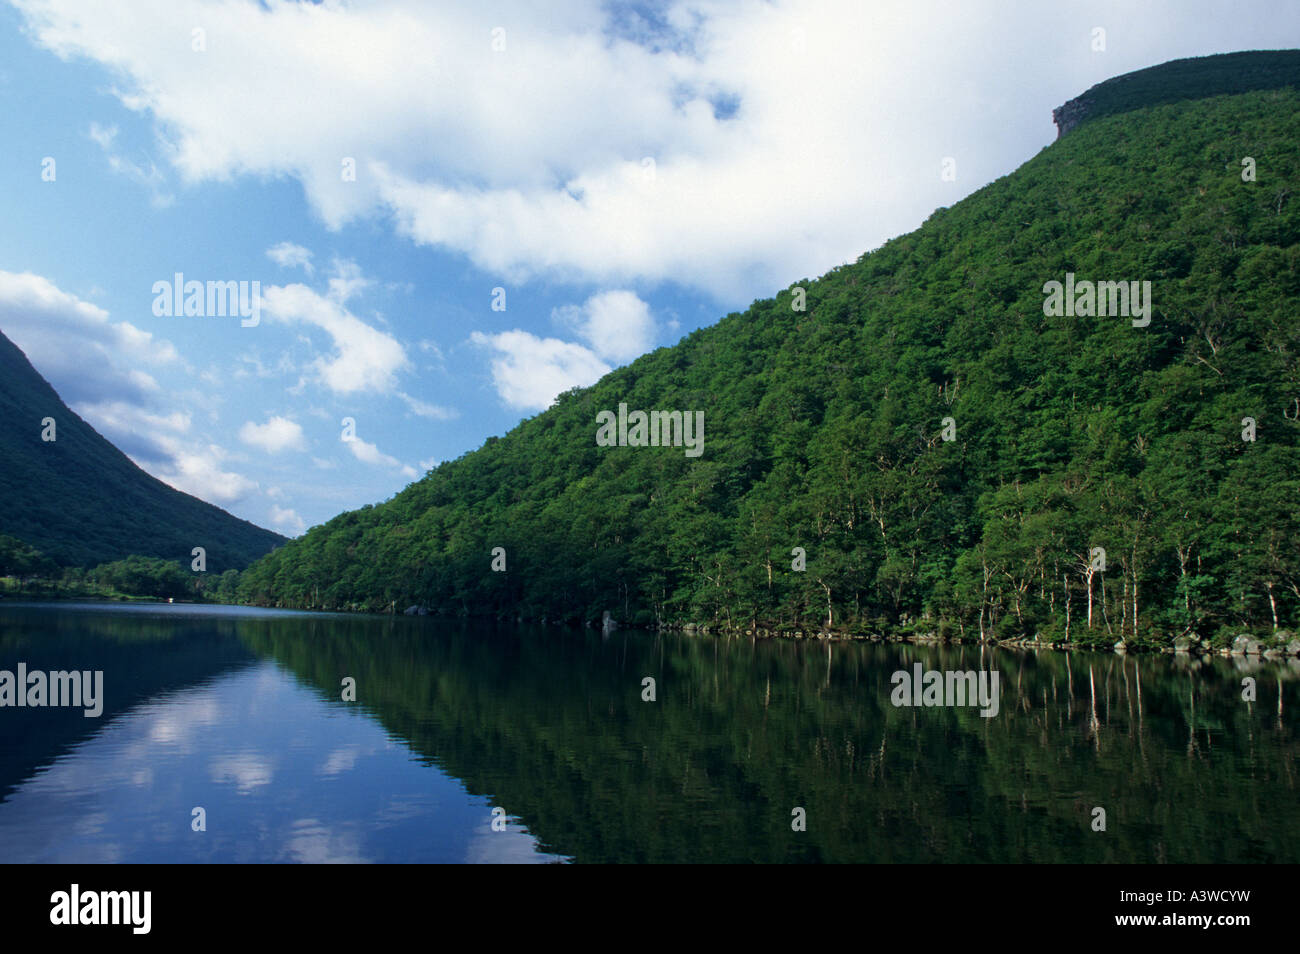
[{"x1": 1, "y1": 0, "x2": 1296, "y2": 538}]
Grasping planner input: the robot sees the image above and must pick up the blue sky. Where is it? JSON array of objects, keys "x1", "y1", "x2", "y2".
[{"x1": 1, "y1": 0, "x2": 1296, "y2": 537}]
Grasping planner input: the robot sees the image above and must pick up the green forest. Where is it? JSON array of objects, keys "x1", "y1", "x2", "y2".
[
  {"x1": 0, "y1": 534, "x2": 242, "y2": 602},
  {"x1": 235, "y1": 81, "x2": 1300, "y2": 650}
]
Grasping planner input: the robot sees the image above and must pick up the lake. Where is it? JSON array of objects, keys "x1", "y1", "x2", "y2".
[{"x1": 0, "y1": 601, "x2": 1296, "y2": 863}]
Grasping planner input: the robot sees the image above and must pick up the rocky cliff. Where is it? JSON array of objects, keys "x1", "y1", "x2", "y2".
[{"x1": 1053, "y1": 49, "x2": 1300, "y2": 138}]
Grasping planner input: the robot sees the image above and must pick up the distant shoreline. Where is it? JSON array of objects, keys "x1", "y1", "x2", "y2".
[{"x1": 7, "y1": 586, "x2": 1298, "y2": 660}]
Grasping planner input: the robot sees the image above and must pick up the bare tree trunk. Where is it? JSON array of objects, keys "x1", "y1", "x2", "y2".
[
  {"x1": 1064, "y1": 574, "x2": 1071, "y2": 641},
  {"x1": 1131, "y1": 540, "x2": 1140, "y2": 638},
  {"x1": 1101, "y1": 574, "x2": 1112, "y2": 635},
  {"x1": 1085, "y1": 567, "x2": 1094, "y2": 629},
  {"x1": 1121, "y1": 575, "x2": 1129, "y2": 638}
]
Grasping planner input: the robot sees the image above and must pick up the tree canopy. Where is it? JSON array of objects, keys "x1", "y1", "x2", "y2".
[{"x1": 239, "y1": 79, "x2": 1300, "y2": 649}]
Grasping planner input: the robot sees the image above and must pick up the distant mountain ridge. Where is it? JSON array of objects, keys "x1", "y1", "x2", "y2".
[{"x1": 0, "y1": 328, "x2": 283, "y2": 570}]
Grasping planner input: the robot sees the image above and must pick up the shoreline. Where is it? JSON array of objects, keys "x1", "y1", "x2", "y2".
[
  {"x1": 9, "y1": 589, "x2": 1299, "y2": 661},
  {"x1": 649, "y1": 623, "x2": 1300, "y2": 659}
]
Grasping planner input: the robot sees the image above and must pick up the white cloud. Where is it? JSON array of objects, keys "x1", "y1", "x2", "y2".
[
  {"x1": 554, "y1": 289, "x2": 657, "y2": 363},
  {"x1": 468, "y1": 290, "x2": 652, "y2": 412},
  {"x1": 324, "y1": 259, "x2": 372, "y2": 303},
  {"x1": 345, "y1": 436, "x2": 415, "y2": 478},
  {"x1": 470, "y1": 329, "x2": 610, "y2": 412},
  {"x1": 0, "y1": 270, "x2": 262, "y2": 510},
  {"x1": 87, "y1": 120, "x2": 114, "y2": 151},
  {"x1": 239, "y1": 415, "x2": 307, "y2": 453},
  {"x1": 154, "y1": 441, "x2": 259, "y2": 505},
  {"x1": 16, "y1": 0, "x2": 1269, "y2": 297},
  {"x1": 266, "y1": 241, "x2": 315, "y2": 274},
  {"x1": 86, "y1": 121, "x2": 173, "y2": 208},
  {"x1": 262, "y1": 264, "x2": 409, "y2": 396},
  {"x1": 78, "y1": 403, "x2": 259, "y2": 507},
  {"x1": 0, "y1": 270, "x2": 178, "y2": 406},
  {"x1": 234, "y1": 350, "x2": 297, "y2": 381},
  {"x1": 270, "y1": 504, "x2": 306, "y2": 536},
  {"x1": 398, "y1": 392, "x2": 456, "y2": 420},
  {"x1": 70, "y1": 398, "x2": 190, "y2": 464}
]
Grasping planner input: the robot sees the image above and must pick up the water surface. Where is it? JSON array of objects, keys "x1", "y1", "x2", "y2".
[{"x1": 0, "y1": 602, "x2": 1296, "y2": 863}]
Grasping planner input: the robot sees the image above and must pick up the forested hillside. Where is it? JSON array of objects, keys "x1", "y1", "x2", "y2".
[
  {"x1": 239, "y1": 66, "x2": 1300, "y2": 648},
  {"x1": 0, "y1": 329, "x2": 284, "y2": 571}
]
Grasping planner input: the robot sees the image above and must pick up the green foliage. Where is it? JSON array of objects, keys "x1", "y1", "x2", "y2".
[
  {"x1": 241, "y1": 78, "x2": 1300, "y2": 646},
  {"x1": 86, "y1": 555, "x2": 193, "y2": 599},
  {"x1": 0, "y1": 533, "x2": 56, "y2": 578}
]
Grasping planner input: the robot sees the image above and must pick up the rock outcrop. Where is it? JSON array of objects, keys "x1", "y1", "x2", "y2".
[{"x1": 1052, "y1": 49, "x2": 1300, "y2": 139}]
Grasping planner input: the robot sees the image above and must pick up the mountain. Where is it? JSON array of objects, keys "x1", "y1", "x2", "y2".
[
  {"x1": 0, "y1": 329, "x2": 283, "y2": 570},
  {"x1": 1052, "y1": 49, "x2": 1300, "y2": 136},
  {"x1": 239, "y1": 52, "x2": 1300, "y2": 647}
]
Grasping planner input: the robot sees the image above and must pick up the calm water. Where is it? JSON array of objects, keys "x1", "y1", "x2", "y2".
[{"x1": 0, "y1": 601, "x2": 1296, "y2": 863}]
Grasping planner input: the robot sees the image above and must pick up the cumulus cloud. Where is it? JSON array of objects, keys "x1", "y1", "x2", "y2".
[
  {"x1": 153, "y1": 440, "x2": 259, "y2": 505},
  {"x1": 70, "y1": 399, "x2": 190, "y2": 465},
  {"x1": 13, "y1": 0, "x2": 1257, "y2": 298},
  {"x1": 239, "y1": 415, "x2": 307, "y2": 453},
  {"x1": 0, "y1": 270, "x2": 263, "y2": 508},
  {"x1": 344, "y1": 435, "x2": 417, "y2": 478},
  {"x1": 270, "y1": 504, "x2": 306, "y2": 536},
  {"x1": 554, "y1": 289, "x2": 657, "y2": 363},
  {"x1": 78, "y1": 395, "x2": 258, "y2": 507},
  {"x1": 470, "y1": 290, "x2": 653, "y2": 412},
  {"x1": 262, "y1": 263, "x2": 409, "y2": 396},
  {"x1": 0, "y1": 269, "x2": 178, "y2": 406},
  {"x1": 266, "y1": 242, "x2": 315, "y2": 274},
  {"x1": 470, "y1": 329, "x2": 611, "y2": 411}
]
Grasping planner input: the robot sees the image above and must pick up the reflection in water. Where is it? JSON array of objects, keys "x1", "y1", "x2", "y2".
[
  {"x1": 0, "y1": 602, "x2": 1297, "y2": 863},
  {"x1": 0, "y1": 604, "x2": 559, "y2": 863}
]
